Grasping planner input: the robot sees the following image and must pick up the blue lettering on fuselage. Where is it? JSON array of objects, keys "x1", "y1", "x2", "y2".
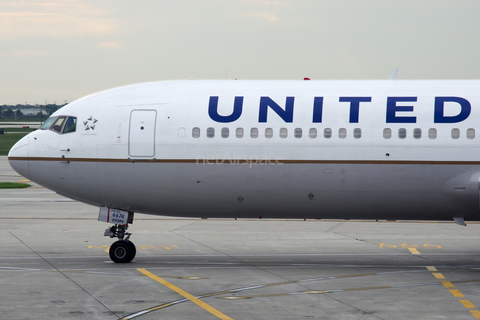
[
  {"x1": 208, "y1": 96, "x2": 244, "y2": 123},
  {"x1": 207, "y1": 96, "x2": 472, "y2": 124},
  {"x1": 434, "y1": 97, "x2": 471, "y2": 123},
  {"x1": 258, "y1": 97, "x2": 295, "y2": 123},
  {"x1": 312, "y1": 97, "x2": 323, "y2": 123},
  {"x1": 386, "y1": 97, "x2": 417, "y2": 123},
  {"x1": 339, "y1": 97, "x2": 372, "y2": 123}
]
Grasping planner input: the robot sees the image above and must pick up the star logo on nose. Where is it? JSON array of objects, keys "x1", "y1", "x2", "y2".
[{"x1": 84, "y1": 116, "x2": 98, "y2": 130}]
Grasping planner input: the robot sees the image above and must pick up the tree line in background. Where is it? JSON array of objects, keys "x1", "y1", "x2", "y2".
[{"x1": 0, "y1": 104, "x2": 64, "y2": 121}]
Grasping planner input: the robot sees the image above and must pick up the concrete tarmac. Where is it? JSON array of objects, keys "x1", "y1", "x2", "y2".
[{"x1": 1, "y1": 156, "x2": 480, "y2": 320}]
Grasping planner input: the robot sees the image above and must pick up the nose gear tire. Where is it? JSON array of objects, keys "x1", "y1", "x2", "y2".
[{"x1": 109, "y1": 240, "x2": 136, "y2": 263}]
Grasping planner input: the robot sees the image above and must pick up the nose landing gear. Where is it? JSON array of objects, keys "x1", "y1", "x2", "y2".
[{"x1": 104, "y1": 224, "x2": 136, "y2": 263}]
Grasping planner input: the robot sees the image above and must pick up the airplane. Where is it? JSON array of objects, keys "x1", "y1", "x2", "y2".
[{"x1": 7, "y1": 79, "x2": 480, "y2": 263}]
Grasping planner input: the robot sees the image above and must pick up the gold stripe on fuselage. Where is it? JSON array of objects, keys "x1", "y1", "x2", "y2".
[{"x1": 8, "y1": 157, "x2": 480, "y2": 165}]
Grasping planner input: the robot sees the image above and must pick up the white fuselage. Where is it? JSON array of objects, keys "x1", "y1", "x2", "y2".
[{"x1": 8, "y1": 80, "x2": 480, "y2": 221}]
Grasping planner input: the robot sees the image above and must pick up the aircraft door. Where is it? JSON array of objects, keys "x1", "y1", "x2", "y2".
[{"x1": 128, "y1": 110, "x2": 157, "y2": 158}]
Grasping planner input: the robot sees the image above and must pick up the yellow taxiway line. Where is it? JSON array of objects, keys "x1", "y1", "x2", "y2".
[
  {"x1": 137, "y1": 268, "x2": 233, "y2": 320},
  {"x1": 427, "y1": 266, "x2": 480, "y2": 319}
]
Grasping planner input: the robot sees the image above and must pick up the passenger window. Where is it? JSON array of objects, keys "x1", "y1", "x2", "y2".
[
  {"x1": 294, "y1": 128, "x2": 302, "y2": 138},
  {"x1": 383, "y1": 128, "x2": 391, "y2": 139},
  {"x1": 50, "y1": 116, "x2": 67, "y2": 134},
  {"x1": 467, "y1": 128, "x2": 475, "y2": 139},
  {"x1": 451, "y1": 128, "x2": 460, "y2": 139},
  {"x1": 279, "y1": 128, "x2": 288, "y2": 138},
  {"x1": 338, "y1": 128, "x2": 347, "y2": 139},
  {"x1": 324, "y1": 128, "x2": 332, "y2": 139},
  {"x1": 236, "y1": 128, "x2": 244, "y2": 138},
  {"x1": 413, "y1": 128, "x2": 421, "y2": 139},
  {"x1": 265, "y1": 128, "x2": 273, "y2": 138},
  {"x1": 250, "y1": 128, "x2": 259, "y2": 138},
  {"x1": 398, "y1": 128, "x2": 406, "y2": 139},
  {"x1": 63, "y1": 117, "x2": 77, "y2": 134},
  {"x1": 221, "y1": 127, "x2": 229, "y2": 138},
  {"x1": 309, "y1": 128, "x2": 317, "y2": 139},
  {"x1": 192, "y1": 127, "x2": 200, "y2": 138},
  {"x1": 428, "y1": 128, "x2": 437, "y2": 139},
  {"x1": 207, "y1": 127, "x2": 215, "y2": 138},
  {"x1": 353, "y1": 128, "x2": 361, "y2": 139}
]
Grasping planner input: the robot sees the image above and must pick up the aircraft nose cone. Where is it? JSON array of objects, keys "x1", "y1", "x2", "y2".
[{"x1": 8, "y1": 135, "x2": 30, "y2": 179}]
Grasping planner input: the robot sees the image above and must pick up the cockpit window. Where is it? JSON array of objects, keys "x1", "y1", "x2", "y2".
[
  {"x1": 39, "y1": 117, "x2": 57, "y2": 130},
  {"x1": 39, "y1": 115, "x2": 77, "y2": 134},
  {"x1": 63, "y1": 117, "x2": 77, "y2": 134},
  {"x1": 50, "y1": 116, "x2": 67, "y2": 133}
]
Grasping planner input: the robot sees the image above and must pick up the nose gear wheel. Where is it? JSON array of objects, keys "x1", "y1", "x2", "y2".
[
  {"x1": 109, "y1": 240, "x2": 136, "y2": 263},
  {"x1": 105, "y1": 224, "x2": 136, "y2": 263}
]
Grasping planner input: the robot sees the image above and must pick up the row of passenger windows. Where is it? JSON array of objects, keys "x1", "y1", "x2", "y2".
[
  {"x1": 190, "y1": 127, "x2": 477, "y2": 140},
  {"x1": 384, "y1": 128, "x2": 475, "y2": 139}
]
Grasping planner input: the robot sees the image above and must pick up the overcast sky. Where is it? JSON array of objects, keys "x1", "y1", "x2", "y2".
[{"x1": 1, "y1": 0, "x2": 479, "y2": 105}]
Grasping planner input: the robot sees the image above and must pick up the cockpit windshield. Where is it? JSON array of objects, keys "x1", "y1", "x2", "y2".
[
  {"x1": 50, "y1": 116, "x2": 67, "y2": 133},
  {"x1": 38, "y1": 116, "x2": 77, "y2": 134},
  {"x1": 39, "y1": 116, "x2": 57, "y2": 130}
]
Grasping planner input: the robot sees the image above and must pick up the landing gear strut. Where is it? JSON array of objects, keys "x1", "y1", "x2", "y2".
[{"x1": 104, "y1": 224, "x2": 136, "y2": 263}]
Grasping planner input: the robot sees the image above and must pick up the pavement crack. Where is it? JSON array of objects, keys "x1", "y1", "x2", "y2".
[
  {"x1": 323, "y1": 293, "x2": 387, "y2": 320},
  {"x1": 170, "y1": 229, "x2": 256, "y2": 267},
  {"x1": 9, "y1": 232, "x2": 121, "y2": 319},
  {"x1": 324, "y1": 222, "x2": 343, "y2": 233},
  {"x1": 170, "y1": 220, "x2": 200, "y2": 232}
]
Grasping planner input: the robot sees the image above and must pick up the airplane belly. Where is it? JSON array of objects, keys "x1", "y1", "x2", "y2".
[{"x1": 95, "y1": 162, "x2": 480, "y2": 221}]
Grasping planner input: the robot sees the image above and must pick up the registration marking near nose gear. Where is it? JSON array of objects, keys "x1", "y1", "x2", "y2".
[{"x1": 137, "y1": 268, "x2": 234, "y2": 320}]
